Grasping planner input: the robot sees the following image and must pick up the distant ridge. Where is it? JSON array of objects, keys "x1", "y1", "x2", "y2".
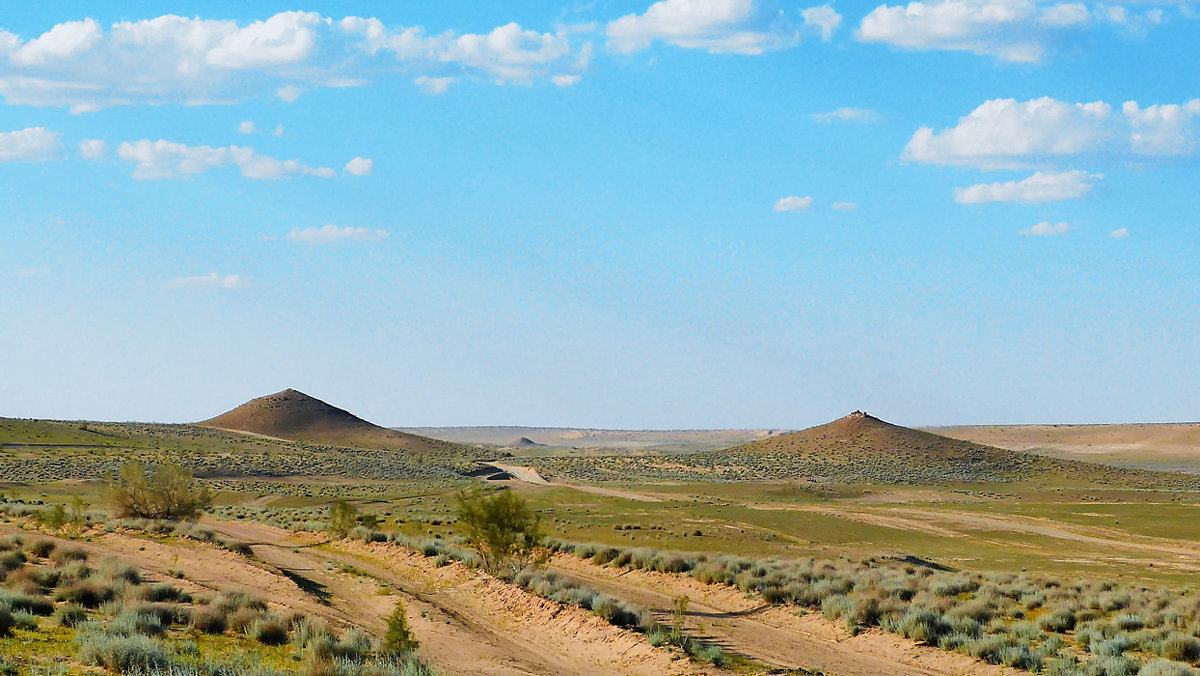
[{"x1": 199, "y1": 388, "x2": 473, "y2": 457}]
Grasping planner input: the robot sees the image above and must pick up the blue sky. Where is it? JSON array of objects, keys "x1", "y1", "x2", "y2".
[{"x1": 1, "y1": 1, "x2": 1197, "y2": 429}]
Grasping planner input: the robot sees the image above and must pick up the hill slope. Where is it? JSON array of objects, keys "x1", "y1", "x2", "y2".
[
  {"x1": 200, "y1": 389, "x2": 478, "y2": 459},
  {"x1": 519, "y1": 411, "x2": 1200, "y2": 488}
]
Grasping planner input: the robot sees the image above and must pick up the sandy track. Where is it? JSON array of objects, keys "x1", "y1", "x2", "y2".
[
  {"x1": 548, "y1": 554, "x2": 1024, "y2": 676},
  {"x1": 207, "y1": 520, "x2": 715, "y2": 676}
]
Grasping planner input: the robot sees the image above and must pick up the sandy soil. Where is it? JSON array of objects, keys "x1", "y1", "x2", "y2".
[
  {"x1": 208, "y1": 520, "x2": 718, "y2": 676},
  {"x1": 548, "y1": 554, "x2": 1025, "y2": 676}
]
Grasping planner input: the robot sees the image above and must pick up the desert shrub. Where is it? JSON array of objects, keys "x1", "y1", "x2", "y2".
[
  {"x1": 455, "y1": 489, "x2": 543, "y2": 575},
  {"x1": 110, "y1": 461, "x2": 211, "y2": 521},
  {"x1": 327, "y1": 500, "x2": 359, "y2": 539},
  {"x1": 822, "y1": 595, "x2": 853, "y2": 621},
  {"x1": 1041, "y1": 608, "x2": 1078, "y2": 632},
  {"x1": 112, "y1": 609, "x2": 165, "y2": 637},
  {"x1": 0, "y1": 607, "x2": 12, "y2": 637},
  {"x1": 1115, "y1": 614, "x2": 1147, "y2": 632},
  {"x1": 591, "y1": 547, "x2": 619, "y2": 566},
  {"x1": 212, "y1": 590, "x2": 266, "y2": 613},
  {"x1": 1096, "y1": 635, "x2": 1135, "y2": 657},
  {"x1": 1162, "y1": 634, "x2": 1200, "y2": 663},
  {"x1": 249, "y1": 616, "x2": 289, "y2": 645},
  {"x1": 686, "y1": 640, "x2": 725, "y2": 666},
  {"x1": 50, "y1": 546, "x2": 88, "y2": 565},
  {"x1": 1138, "y1": 660, "x2": 1199, "y2": 676},
  {"x1": 890, "y1": 608, "x2": 951, "y2": 645},
  {"x1": 229, "y1": 608, "x2": 263, "y2": 634},
  {"x1": 1083, "y1": 655, "x2": 1140, "y2": 676},
  {"x1": 56, "y1": 581, "x2": 110, "y2": 608},
  {"x1": 25, "y1": 539, "x2": 56, "y2": 558},
  {"x1": 75, "y1": 628, "x2": 171, "y2": 672},
  {"x1": 0, "y1": 590, "x2": 53, "y2": 616},
  {"x1": 189, "y1": 607, "x2": 227, "y2": 634},
  {"x1": 95, "y1": 558, "x2": 143, "y2": 585},
  {"x1": 54, "y1": 603, "x2": 88, "y2": 628},
  {"x1": 383, "y1": 600, "x2": 419, "y2": 656}
]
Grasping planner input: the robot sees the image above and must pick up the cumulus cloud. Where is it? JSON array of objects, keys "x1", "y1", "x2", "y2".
[
  {"x1": 1109, "y1": 227, "x2": 1130, "y2": 238},
  {"x1": 857, "y1": 0, "x2": 1167, "y2": 62},
  {"x1": 286, "y1": 224, "x2": 389, "y2": 244},
  {"x1": 414, "y1": 75, "x2": 455, "y2": 95},
  {"x1": 906, "y1": 97, "x2": 1200, "y2": 169},
  {"x1": 832, "y1": 201, "x2": 858, "y2": 210},
  {"x1": 954, "y1": 170, "x2": 1101, "y2": 203},
  {"x1": 812, "y1": 107, "x2": 877, "y2": 123},
  {"x1": 116, "y1": 139, "x2": 334, "y2": 180},
  {"x1": 272, "y1": 124, "x2": 284, "y2": 137},
  {"x1": 1020, "y1": 220, "x2": 1071, "y2": 236},
  {"x1": 605, "y1": 0, "x2": 798, "y2": 54},
  {"x1": 774, "y1": 195, "x2": 814, "y2": 212},
  {"x1": 238, "y1": 121, "x2": 258, "y2": 134},
  {"x1": 170, "y1": 272, "x2": 249, "y2": 289},
  {"x1": 78, "y1": 138, "x2": 107, "y2": 159},
  {"x1": 0, "y1": 12, "x2": 589, "y2": 111},
  {"x1": 340, "y1": 18, "x2": 586, "y2": 83},
  {"x1": 1123, "y1": 100, "x2": 1200, "y2": 155},
  {"x1": 344, "y1": 156, "x2": 373, "y2": 176},
  {"x1": 802, "y1": 5, "x2": 843, "y2": 41},
  {"x1": 0, "y1": 127, "x2": 61, "y2": 162}
]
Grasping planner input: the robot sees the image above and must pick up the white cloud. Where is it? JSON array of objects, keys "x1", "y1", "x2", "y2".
[
  {"x1": 0, "y1": 127, "x2": 61, "y2": 162},
  {"x1": 906, "y1": 97, "x2": 1200, "y2": 169},
  {"x1": 205, "y1": 11, "x2": 323, "y2": 69},
  {"x1": 340, "y1": 18, "x2": 586, "y2": 83},
  {"x1": 344, "y1": 156, "x2": 373, "y2": 176},
  {"x1": 0, "y1": 12, "x2": 589, "y2": 112},
  {"x1": 812, "y1": 107, "x2": 877, "y2": 123},
  {"x1": 1020, "y1": 220, "x2": 1071, "y2": 236},
  {"x1": 272, "y1": 124, "x2": 284, "y2": 137},
  {"x1": 774, "y1": 195, "x2": 814, "y2": 212},
  {"x1": 904, "y1": 97, "x2": 1112, "y2": 169},
  {"x1": 286, "y1": 224, "x2": 389, "y2": 245},
  {"x1": 954, "y1": 170, "x2": 1101, "y2": 203},
  {"x1": 1123, "y1": 99, "x2": 1200, "y2": 155},
  {"x1": 832, "y1": 201, "x2": 858, "y2": 210},
  {"x1": 238, "y1": 120, "x2": 258, "y2": 134},
  {"x1": 11, "y1": 19, "x2": 102, "y2": 66},
  {"x1": 276, "y1": 85, "x2": 302, "y2": 103},
  {"x1": 414, "y1": 75, "x2": 455, "y2": 95},
  {"x1": 802, "y1": 5, "x2": 843, "y2": 41},
  {"x1": 856, "y1": 0, "x2": 1164, "y2": 62},
  {"x1": 1109, "y1": 227, "x2": 1130, "y2": 238},
  {"x1": 1039, "y1": 3, "x2": 1090, "y2": 26},
  {"x1": 606, "y1": 0, "x2": 798, "y2": 54},
  {"x1": 552, "y1": 74, "x2": 581, "y2": 87},
  {"x1": 115, "y1": 139, "x2": 334, "y2": 180},
  {"x1": 78, "y1": 138, "x2": 107, "y2": 159},
  {"x1": 169, "y1": 272, "x2": 249, "y2": 289}
]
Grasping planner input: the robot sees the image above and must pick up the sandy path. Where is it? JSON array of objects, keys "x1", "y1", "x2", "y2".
[
  {"x1": 548, "y1": 555, "x2": 1024, "y2": 676},
  {"x1": 208, "y1": 520, "x2": 716, "y2": 676}
]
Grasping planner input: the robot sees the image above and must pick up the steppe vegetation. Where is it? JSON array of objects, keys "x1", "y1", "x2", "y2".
[
  {"x1": 0, "y1": 530, "x2": 437, "y2": 676},
  {"x1": 9, "y1": 400, "x2": 1200, "y2": 676}
]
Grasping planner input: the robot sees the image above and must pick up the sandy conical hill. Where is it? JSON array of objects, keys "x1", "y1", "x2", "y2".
[
  {"x1": 730, "y1": 410, "x2": 1013, "y2": 462},
  {"x1": 200, "y1": 389, "x2": 473, "y2": 457}
]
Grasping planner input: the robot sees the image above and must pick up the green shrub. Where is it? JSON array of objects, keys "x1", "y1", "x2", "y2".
[
  {"x1": 75, "y1": 630, "x2": 171, "y2": 671},
  {"x1": 0, "y1": 607, "x2": 12, "y2": 637},
  {"x1": 54, "y1": 603, "x2": 88, "y2": 628},
  {"x1": 189, "y1": 607, "x2": 227, "y2": 634},
  {"x1": 1162, "y1": 634, "x2": 1200, "y2": 663},
  {"x1": 382, "y1": 600, "x2": 419, "y2": 656},
  {"x1": 249, "y1": 616, "x2": 289, "y2": 645}
]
